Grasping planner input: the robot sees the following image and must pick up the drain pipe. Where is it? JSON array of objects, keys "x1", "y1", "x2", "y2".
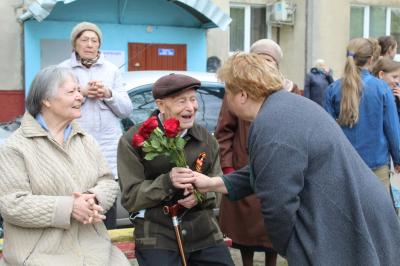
[{"x1": 305, "y1": 0, "x2": 315, "y2": 75}]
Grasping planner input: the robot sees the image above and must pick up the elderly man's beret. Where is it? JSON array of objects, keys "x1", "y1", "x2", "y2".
[{"x1": 152, "y1": 73, "x2": 201, "y2": 99}]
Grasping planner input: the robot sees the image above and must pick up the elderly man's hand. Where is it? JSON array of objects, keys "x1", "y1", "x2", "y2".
[
  {"x1": 177, "y1": 190, "x2": 198, "y2": 209},
  {"x1": 170, "y1": 167, "x2": 196, "y2": 190}
]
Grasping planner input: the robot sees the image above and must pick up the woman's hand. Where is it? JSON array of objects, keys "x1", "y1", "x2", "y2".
[
  {"x1": 192, "y1": 172, "x2": 228, "y2": 194},
  {"x1": 85, "y1": 81, "x2": 111, "y2": 99},
  {"x1": 86, "y1": 81, "x2": 99, "y2": 98},
  {"x1": 95, "y1": 81, "x2": 112, "y2": 99},
  {"x1": 71, "y1": 192, "x2": 106, "y2": 224}
]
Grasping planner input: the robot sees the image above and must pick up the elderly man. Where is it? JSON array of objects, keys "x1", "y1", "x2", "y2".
[{"x1": 117, "y1": 73, "x2": 234, "y2": 265}]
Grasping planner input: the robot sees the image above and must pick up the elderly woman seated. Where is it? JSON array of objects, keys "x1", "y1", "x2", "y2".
[{"x1": 0, "y1": 66, "x2": 130, "y2": 266}]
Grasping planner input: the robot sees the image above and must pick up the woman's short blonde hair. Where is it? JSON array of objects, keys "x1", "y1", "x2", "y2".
[{"x1": 217, "y1": 52, "x2": 284, "y2": 100}]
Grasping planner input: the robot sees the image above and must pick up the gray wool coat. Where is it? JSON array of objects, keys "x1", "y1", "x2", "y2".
[{"x1": 224, "y1": 90, "x2": 400, "y2": 265}]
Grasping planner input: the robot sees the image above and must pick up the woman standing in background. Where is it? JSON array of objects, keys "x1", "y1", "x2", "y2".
[
  {"x1": 304, "y1": 59, "x2": 334, "y2": 106},
  {"x1": 59, "y1": 22, "x2": 133, "y2": 228}
]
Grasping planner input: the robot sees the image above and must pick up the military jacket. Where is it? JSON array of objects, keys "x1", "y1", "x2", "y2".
[{"x1": 118, "y1": 114, "x2": 224, "y2": 251}]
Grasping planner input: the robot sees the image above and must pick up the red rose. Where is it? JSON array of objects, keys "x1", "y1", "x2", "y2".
[
  {"x1": 139, "y1": 116, "x2": 158, "y2": 139},
  {"x1": 132, "y1": 133, "x2": 145, "y2": 148},
  {"x1": 164, "y1": 118, "x2": 180, "y2": 138}
]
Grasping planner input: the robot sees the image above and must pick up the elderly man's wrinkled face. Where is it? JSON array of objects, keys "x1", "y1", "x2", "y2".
[
  {"x1": 74, "y1": 30, "x2": 100, "y2": 60},
  {"x1": 43, "y1": 76, "x2": 83, "y2": 123},
  {"x1": 156, "y1": 89, "x2": 198, "y2": 130}
]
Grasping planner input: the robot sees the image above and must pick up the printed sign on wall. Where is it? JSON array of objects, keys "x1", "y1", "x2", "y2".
[{"x1": 158, "y1": 48, "x2": 175, "y2": 56}]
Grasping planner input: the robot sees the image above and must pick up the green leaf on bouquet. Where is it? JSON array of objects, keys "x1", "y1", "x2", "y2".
[
  {"x1": 150, "y1": 140, "x2": 160, "y2": 149},
  {"x1": 142, "y1": 146, "x2": 154, "y2": 153},
  {"x1": 176, "y1": 138, "x2": 186, "y2": 150},
  {"x1": 144, "y1": 152, "x2": 159, "y2": 160},
  {"x1": 161, "y1": 137, "x2": 168, "y2": 147},
  {"x1": 143, "y1": 141, "x2": 151, "y2": 148},
  {"x1": 194, "y1": 189, "x2": 205, "y2": 203}
]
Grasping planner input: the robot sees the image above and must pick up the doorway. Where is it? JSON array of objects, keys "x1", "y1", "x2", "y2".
[{"x1": 128, "y1": 43, "x2": 187, "y2": 71}]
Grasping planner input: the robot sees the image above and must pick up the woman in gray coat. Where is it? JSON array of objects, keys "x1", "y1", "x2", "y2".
[{"x1": 175, "y1": 53, "x2": 400, "y2": 265}]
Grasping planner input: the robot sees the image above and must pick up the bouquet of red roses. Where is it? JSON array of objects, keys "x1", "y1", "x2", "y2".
[{"x1": 132, "y1": 116, "x2": 204, "y2": 202}]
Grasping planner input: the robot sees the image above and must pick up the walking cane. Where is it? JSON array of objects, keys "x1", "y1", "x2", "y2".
[
  {"x1": 162, "y1": 152, "x2": 207, "y2": 266},
  {"x1": 163, "y1": 204, "x2": 187, "y2": 266}
]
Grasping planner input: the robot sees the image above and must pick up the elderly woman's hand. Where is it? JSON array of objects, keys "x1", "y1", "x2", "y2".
[
  {"x1": 85, "y1": 80, "x2": 111, "y2": 99},
  {"x1": 95, "y1": 81, "x2": 112, "y2": 99},
  {"x1": 86, "y1": 81, "x2": 99, "y2": 98},
  {"x1": 72, "y1": 192, "x2": 106, "y2": 224}
]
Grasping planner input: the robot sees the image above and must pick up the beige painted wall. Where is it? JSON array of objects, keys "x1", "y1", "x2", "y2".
[
  {"x1": 275, "y1": 0, "x2": 306, "y2": 88},
  {"x1": 309, "y1": 0, "x2": 349, "y2": 81},
  {"x1": 208, "y1": 0, "x2": 400, "y2": 88},
  {"x1": 0, "y1": 0, "x2": 23, "y2": 90},
  {"x1": 207, "y1": 0, "x2": 230, "y2": 63}
]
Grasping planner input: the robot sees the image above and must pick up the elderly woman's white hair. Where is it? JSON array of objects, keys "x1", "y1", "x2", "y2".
[
  {"x1": 26, "y1": 66, "x2": 77, "y2": 117},
  {"x1": 314, "y1": 59, "x2": 327, "y2": 69}
]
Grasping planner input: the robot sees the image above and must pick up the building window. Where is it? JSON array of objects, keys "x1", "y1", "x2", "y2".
[
  {"x1": 350, "y1": 5, "x2": 400, "y2": 57},
  {"x1": 230, "y1": 5, "x2": 269, "y2": 52},
  {"x1": 230, "y1": 7, "x2": 245, "y2": 51},
  {"x1": 369, "y1": 6, "x2": 386, "y2": 38},
  {"x1": 350, "y1": 6, "x2": 364, "y2": 39},
  {"x1": 392, "y1": 8, "x2": 400, "y2": 54}
]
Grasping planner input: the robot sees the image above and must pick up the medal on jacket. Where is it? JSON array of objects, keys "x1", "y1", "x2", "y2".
[{"x1": 195, "y1": 152, "x2": 206, "y2": 173}]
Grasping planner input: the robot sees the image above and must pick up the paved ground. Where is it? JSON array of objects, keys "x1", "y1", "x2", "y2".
[
  {"x1": 129, "y1": 248, "x2": 288, "y2": 266},
  {"x1": 228, "y1": 248, "x2": 288, "y2": 266}
]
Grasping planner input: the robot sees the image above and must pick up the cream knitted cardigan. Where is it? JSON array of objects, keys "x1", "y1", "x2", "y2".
[{"x1": 0, "y1": 113, "x2": 129, "y2": 266}]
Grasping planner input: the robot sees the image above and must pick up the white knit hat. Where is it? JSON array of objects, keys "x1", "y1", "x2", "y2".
[{"x1": 70, "y1": 22, "x2": 102, "y2": 49}]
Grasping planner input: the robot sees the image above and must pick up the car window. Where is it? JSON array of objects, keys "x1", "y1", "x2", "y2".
[
  {"x1": 196, "y1": 86, "x2": 224, "y2": 132},
  {"x1": 128, "y1": 85, "x2": 157, "y2": 125},
  {"x1": 122, "y1": 84, "x2": 225, "y2": 133}
]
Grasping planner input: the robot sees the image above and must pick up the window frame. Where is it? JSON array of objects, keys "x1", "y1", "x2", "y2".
[
  {"x1": 229, "y1": 3, "x2": 272, "y2": 53},
  {"x1": 350, "y1": 4, "x2": 400, "y2": 59}
]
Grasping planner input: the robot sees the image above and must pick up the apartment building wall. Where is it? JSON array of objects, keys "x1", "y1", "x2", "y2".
[
  {"x1": 306, "y1": 0, "x2": 349, "y2": 80},
  {"x1": 0, "y1": 1, "x2": 24, "y2": 122},
  {"x1": 207, "y1": 0, "x2": 230, "y2": 63},
  {"x1": 208, "y1": 0, "x2": 400, "y2": 88}
]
